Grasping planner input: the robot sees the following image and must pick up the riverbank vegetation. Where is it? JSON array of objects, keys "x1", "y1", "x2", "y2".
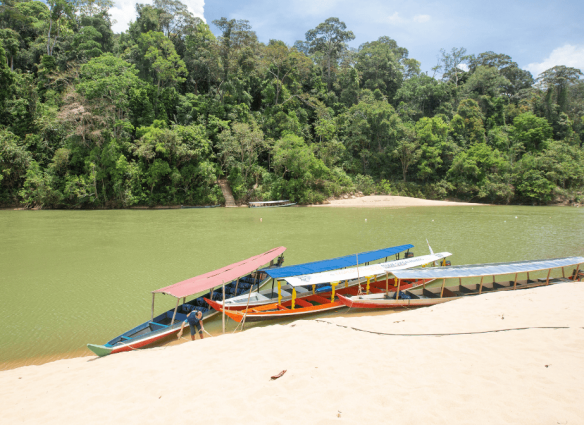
[{"x1": 1, "y1": 0, "x2": 583, "y2": 207}]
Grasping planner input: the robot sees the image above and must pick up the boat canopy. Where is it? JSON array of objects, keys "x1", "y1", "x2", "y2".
[
  {"x1": 285, "y1": 252, "x2": 452, "y2": 287},
  {"x1": 393, "y1": 257, "x2": 584, "y2": 280},
  {"x1": 263, "y1": 243, "x2": 414, "y2": 279},
  {"x1": 153, "y1": 246, "x2": 286, "y2": 298}
]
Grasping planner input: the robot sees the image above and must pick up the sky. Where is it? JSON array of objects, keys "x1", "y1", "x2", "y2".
[{"x1": 110, "y1": 0, "x2": 584, "y2": 78}]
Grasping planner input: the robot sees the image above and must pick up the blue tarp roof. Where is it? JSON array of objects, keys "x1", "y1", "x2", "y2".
[
  {"x1": 393, "y1": 257, "x2": 584, "y2": 280},
  {"x1": 263, "y1": 244, "x2": 414, "y2": 279}
]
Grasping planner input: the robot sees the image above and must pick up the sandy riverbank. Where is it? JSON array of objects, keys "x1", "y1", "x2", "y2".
[
  {"x1": 313, "y1": 195, "x2": 486, "y2": 208},
  {"x1": 2, "y1": 281, "x2": 582, "y2": 424}
]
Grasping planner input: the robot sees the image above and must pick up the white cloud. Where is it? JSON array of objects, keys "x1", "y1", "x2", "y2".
[
  {"x1": 385, "y1": 12, "x2": 405, "y2": 24},
  {"x1": 458, "y1": 63, "x2": 469, "y2": 72},
  {"x1": 111, "y1": 0, "x2": 205, "y2": 34},
  {"x1": 525, "y1": 44, "x2": 584, "y2": 77},
  {"x1": 413, "y1": 14, "x2": 430, "y2": 23}
]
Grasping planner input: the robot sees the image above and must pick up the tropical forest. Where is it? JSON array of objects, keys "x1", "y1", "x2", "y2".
[{"x1": 1, "y1": 0, "x2": 583, "y2": 208}]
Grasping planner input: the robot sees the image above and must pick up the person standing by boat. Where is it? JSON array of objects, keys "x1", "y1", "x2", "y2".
[{"x1": 178, "y1": 310, "x2": 205, "y2": 341}]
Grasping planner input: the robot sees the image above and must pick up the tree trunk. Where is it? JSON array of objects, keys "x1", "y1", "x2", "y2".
[{"x1": 47, "y1": 18, "x2": 53, "y2": 56}]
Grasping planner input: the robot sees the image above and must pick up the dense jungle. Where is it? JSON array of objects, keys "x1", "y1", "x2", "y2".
[{"x1": 1, "y1": 0, "x2": 583, "y2": 207}]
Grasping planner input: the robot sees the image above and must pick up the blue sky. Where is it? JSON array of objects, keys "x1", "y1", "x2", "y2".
[{"x1": 111, "y1": 0, "x2": 584, "y2": 77}]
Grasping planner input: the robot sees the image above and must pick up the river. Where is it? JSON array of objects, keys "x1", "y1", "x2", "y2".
[{"x1": 1, "y1": 205, "x2": 583, "y2": 370}]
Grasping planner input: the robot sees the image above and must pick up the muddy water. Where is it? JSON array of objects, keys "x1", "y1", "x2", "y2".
[{"x1": 1, "y1": 205, "x2": 582, "y2": 369}]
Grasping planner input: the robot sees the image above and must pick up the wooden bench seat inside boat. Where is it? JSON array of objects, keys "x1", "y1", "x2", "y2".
[
  {"x1": 441, "y1": 287, "x2": 457, "y2": 298},
  {"x1": 423, "y1": 288, "x2": 441, "y2": 298},
  {"x1": 493, "y1": 280, "x2": 514, "y2": 289}
]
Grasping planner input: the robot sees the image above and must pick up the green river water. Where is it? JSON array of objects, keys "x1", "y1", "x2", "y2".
[{"x1": 1, "y1": 205, "x2": 583, "y2": 369}]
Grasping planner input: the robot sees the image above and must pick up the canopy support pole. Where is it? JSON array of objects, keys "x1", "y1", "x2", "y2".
[
  {"x1": 356, "y1": 253, "x2": 361, "y2": 295},
  {"x1": 562, "y1": 267, "x2": 565, "y2": 278},
  {"x1": 222, "y1": 280, "x2": 225, "y2": 334},
  {"x1": 385, "y1": 272, "x2": 389, "y2": 296},
  {"x1": 151, "y1": 293, "x2": 155, "y2": 321},
  {"x1": 345, "y1": 280, "x2": 348, "y2": 288},
  {"x1": 479, "y1": 276, "x2": 484, "y2": 294},
  {"x1": 271, "y1": 278, "x2": 275, "y2": 298},
  {"x1": 513, "y1": 273, "x2": 518, "y2": 290},
  {"x1": 170, "y1": 298, "x2": 179, "y2": 325},
  {"x1": 241, "y1": 278, "x2": 254, "y2": 331},
  {"x1": 366, "y1": 277, "x2": 371, "y2": 294},
  {"x1": 331, "y1": 282, "x2": 338, "y2": 303},
  {"x1": 574, "y1": 264, "x2": 581, "y2": 281},
  {"x1": 545, "y1": 268, "x2": 551, "y2": 285},
  {"x1": 312, "y1": 285, "x2": 315, "y2": 295},
  {"x1": 527, "y1": 272, "x2": 530, "y2": 282},
  {"x1": 396, "y1": 279, "x2": 401, "y2": 300},
  {"x1": 234, "y1": 278, "x2": 240, "y2": 295},
  {"x1": 291, "y1": 288, "x2": 296, "y2": 310},
  {"x1": 277, "y1": 280, "x2": 282, "y2": 305},
  {"x1": 440, "y1": 278, "x2": 446, "y2": 298}
]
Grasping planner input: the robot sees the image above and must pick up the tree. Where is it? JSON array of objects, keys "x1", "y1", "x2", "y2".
[
  {"x1": 537, "y1": 65, "x2": 583, "y2": 113},
  {"x1": 392, "y1": 126, "x2": 421, "y2": 182},
  {"x1": 77, "y1": 54, "x2": 141, "y2": 137},
  {"x1": 183, "y1": 21, "x2": 217, "y2": 94},
  {"x1": 135, "y1": 31, "x2": 186, "y2": 113},
  {"x1": 0, "y1": 44, "x2": 14, "y2": 107},
  {"x1": 212, "y1": 17, "x2": 257, "y2": 83},
  {"x1": 305, "y1": 17, "x2": 355, "y2": 91},
  {"x1": 436, "y1": 47, "x2": 468, "y2": 88},
  {"x1": 45, "y1": 0, "x2": 76, "y2": 56},
  {"x1": 216, "y1": 122, "x2": 266, "y2": 184},
  {"x1": 356, "y1": 36, "x2": 404, "y2": 100},
  {"x1": 273, "y1": 133, "x2": 327, "y2": 179},
  {"x1": 450, "y1": 99, "x2": 486, "y2": 146},
  {"x1": 260, "y1": 40, "x2": 312, "y2": 105},
  {"x1": 510, "y1": 112, "x2": 553, "y2": 153}
]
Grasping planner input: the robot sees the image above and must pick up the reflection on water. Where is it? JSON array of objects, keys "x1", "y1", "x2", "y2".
[{"x1": 1, "y1": 205, "x2": 582, "y2": 370}]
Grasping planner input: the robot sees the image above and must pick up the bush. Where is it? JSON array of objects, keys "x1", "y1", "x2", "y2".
[
  {"x1": 376, "y1": 179, "x2": 392, "y2": 195},
  {"x1": 353, "y1": 174, "x2": 375, "y2": 195}
]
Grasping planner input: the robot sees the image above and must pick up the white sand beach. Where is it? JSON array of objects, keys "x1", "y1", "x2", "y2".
[
  {"x1": 2, "y1": 281, "x2": 583, "y2": 424},
  {"x1": 314, "y1": 195, "x2": 486, "y2": 208}
]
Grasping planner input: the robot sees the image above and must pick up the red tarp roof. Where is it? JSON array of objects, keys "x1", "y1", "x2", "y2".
[{"x1": 152, "y1": 247, "x2": 286, "y2": 298}]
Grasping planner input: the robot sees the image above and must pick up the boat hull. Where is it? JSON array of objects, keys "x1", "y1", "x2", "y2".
[
  {"x1": 205, "y1": 279, "x2": 427, "y2": 323},
  {"x1": 337, "y1": 276, "x2": 579, "y2": 309},
  {"x1": 87, "y1": 274, "x2": 273, "y2": 356}
]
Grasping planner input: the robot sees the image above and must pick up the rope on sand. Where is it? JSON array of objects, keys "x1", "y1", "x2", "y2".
[{"x1": 314, "y1": 319, "x2": 577, "y2": 337}]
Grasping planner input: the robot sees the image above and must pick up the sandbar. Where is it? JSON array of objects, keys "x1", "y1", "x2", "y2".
[{"x1": 313, "y1": 195, "x2": 486, "y2": 208}]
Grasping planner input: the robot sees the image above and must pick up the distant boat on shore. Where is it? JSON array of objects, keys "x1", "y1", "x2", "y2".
[
  {"x1": 248, "y1": 200, "x2": 297, "y2": 208},
  {"x1": 181, "y1": 205, "x2": 220, "y2": 209}
]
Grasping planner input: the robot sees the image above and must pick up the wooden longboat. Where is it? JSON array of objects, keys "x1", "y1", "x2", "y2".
[
  {"x1": 206, "y1": 251, "x2": 454, "y2": 323},
  {"x1": 213, "y1": 243, "x2": 420, "y2": 311},
  {"x1": 248, "y1": 200, "x2": 296, "y2": 208},
  {"x1": 205, "y1": 277, "x2": 433, "y2": 323},
  {"x1": 337, "y1": 257, "x2": 584, "y2": 309},
  {"x1": 86, "y1": 247, "x2": 286, "y2": 357}
]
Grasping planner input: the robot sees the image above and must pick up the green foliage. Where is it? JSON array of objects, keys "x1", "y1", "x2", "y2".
[{"x1": 0, "y1": 4, "x2": 582, "y2": 207}]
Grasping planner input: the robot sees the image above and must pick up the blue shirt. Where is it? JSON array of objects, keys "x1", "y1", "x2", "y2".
[{"x1": 185, "y1": 312, "x2": 202, "y2": 327}]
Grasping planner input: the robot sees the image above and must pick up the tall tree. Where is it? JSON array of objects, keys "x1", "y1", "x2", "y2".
[{"x1": 305, "y1": 17, "x2": 355, "y2": 91}]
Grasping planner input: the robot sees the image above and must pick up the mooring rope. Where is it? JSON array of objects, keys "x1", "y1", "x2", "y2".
[{"x1": 314, "y1": 319, "x2": 577, "y2": 337}]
